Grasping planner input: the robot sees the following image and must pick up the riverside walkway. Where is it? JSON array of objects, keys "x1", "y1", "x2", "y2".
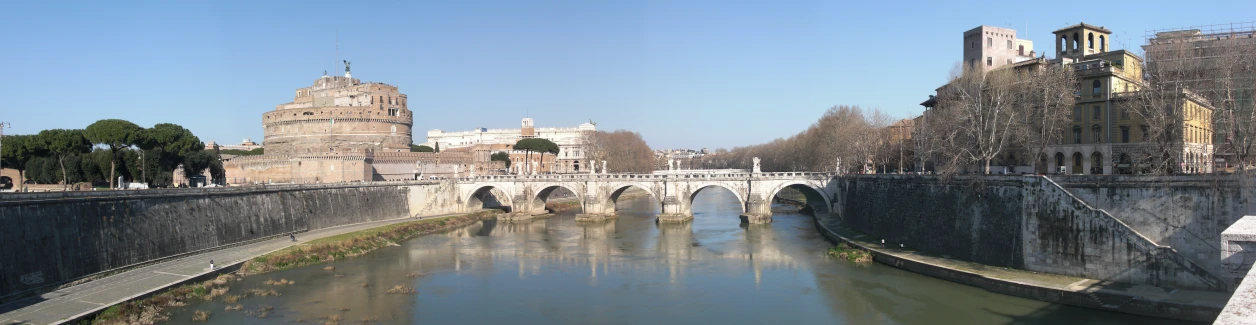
[{"x1": 0, "y1": 214, "x2": 458, "y2": 325}]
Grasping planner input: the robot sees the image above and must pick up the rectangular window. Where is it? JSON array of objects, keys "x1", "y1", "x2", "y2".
[
  {"x1": 1007, "y1": 40, "x2": 1013, "y2": 49},
  {"x1": 1121, "y1": 107, "x2": 1129, "y2": 120},
  {"x1": 1121, "y1": 127, "x2": 1129, "y2": 143},
  {"x1": 988, "y1": 37, "x2": 993, "y2": 47},
  {"x1": 1093, "y1": 105, "x2": 1101, "y2": 119},
  {"x1": 1006, "y1": 59, "x2": 1012, "y2": 65},
  {"x1": 987, "y1": 57, "x2": 992, "y2": 67},
  {"x1": 1074, "y1": 107, "x2": 1081, "y2": 122}
]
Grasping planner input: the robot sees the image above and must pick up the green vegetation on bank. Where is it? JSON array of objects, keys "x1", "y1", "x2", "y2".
[
  {"x1": 219, "y1": 148, "x2": 263, "y2": 156},
  {"x1": 545, "y1": 199, "x2": 582, "y2": 213},
  {"x1": 89, "y1": 274, "x2": 238, "y2": 325},
  {"x1": 239, "y1": 211, "x2": 499, "y2": 275},
  {"x1": 86, "y1": 211, "x2": 499, "y2": 325},
  {"x1": 2, "y1": 119, "x2": 223, "y2": 190},
  {"x1": 827, "y1": 243, "x2": 873, "y2": 264},
  {"x1": 491, "y1": 152, "x2": 511, "y2": 168}
]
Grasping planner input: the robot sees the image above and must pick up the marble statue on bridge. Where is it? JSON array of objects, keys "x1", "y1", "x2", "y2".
[{"x1": 753, "y1": 157, "x2": 761, "y2": 174}]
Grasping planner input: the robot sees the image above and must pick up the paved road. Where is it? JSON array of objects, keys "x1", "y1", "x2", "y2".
[{"x1": 0, "y1": 214, "x2": 457, "y2": 325}]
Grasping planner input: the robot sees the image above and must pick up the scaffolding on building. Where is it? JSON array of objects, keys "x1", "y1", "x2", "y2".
[{"x1": 1143, "y1": 22, "x2": 1256, "y2": 167}]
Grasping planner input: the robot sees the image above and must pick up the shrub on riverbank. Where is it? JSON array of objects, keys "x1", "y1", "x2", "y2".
[
  {"x1": 828, "y1": 243, "x2": 873, "y2": 264},
  {"x1": 545, "y1": 200, "x2": 582, "y2": 213},
  {"x1": 239, "y1": 211, "x2": 499, "y2": 276},
  {"x1": 90, "y1": 274, "x2": 237, "y2": 325}
]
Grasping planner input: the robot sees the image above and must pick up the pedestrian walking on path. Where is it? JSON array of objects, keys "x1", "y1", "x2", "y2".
[
  {"x1": 209, "y1": 260, "x2": 215, "y2": 270},
  {"x1": 290, "y1": 233, "x2": 297, "y2": 242}
]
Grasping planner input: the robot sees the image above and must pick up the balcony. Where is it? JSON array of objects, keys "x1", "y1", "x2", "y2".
[{"x1": 1074, "y1": 61, "x2": 1123, "y2": 76}]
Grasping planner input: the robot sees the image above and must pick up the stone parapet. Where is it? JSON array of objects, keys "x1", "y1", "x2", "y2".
[{"x1": 1222, "y1": 216, "x2": 1256, "y2": 286}]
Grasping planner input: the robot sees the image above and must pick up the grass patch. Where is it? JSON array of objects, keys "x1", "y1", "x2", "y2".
[
  {"x1": 88, "y1": 211, "x2": 497, "y2": 325},
  {"x1": 239, "y1": 211, "x2": 499, "y2": 276},
  {"x1": 89, "y1": 274, "x2": 236, "y2": 325},
  {"x1": 386, "y1": 284, "x2": 417, "y2": 295},
  {"x1": 827, "y1": 243, "x2": 873, "y2": 264},
  {"x1": 191, "y1": 310, "x2": 210, "y2": 322}
]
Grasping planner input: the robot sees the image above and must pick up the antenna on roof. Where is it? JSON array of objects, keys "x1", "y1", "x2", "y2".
[{"x1": 335, "y1": 31, "x2": 339, "y2": 77}]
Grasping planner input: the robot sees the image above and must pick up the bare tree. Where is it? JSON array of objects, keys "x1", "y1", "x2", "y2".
[
  {"x1": 1014, "y1": 61, "x2": 1077, "y2": 173},
  {"x1": 580, "y1": 130, "x2": 655, "y2": 173},
  {"x1": 1121, "y1": 58, "x2": 1189, "y2": 174},
  {"x1": 933, "y1": 64, "x2": 1021, "y2": 174},
  {"x1": 1145, "y1": 33, "x2": 1256, "y2": 172}
]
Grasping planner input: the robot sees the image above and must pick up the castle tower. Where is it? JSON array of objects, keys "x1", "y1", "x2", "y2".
[
  {"x1": 962, "y1": 26, "x2": 1034, "y2": 71},
  {"x1": 1053, "y1": 23, "x2": 1112, "y2": 61}
]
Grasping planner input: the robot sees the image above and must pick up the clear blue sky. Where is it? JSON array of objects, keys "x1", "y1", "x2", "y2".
[{"x1": 2, "y1": 0, "x2": 1253, "y2": 149}]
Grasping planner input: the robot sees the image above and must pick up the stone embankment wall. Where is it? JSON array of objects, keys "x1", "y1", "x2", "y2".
[
  {"x1": 1052, "y1": 175, "x2": 1255, "y2": 285},
  {"x1": 833, "y1": 175, "x2": 1225, "y2": 291},
  {"x1": 0, "y1": 181, "x2": 458, "y2": 301}
]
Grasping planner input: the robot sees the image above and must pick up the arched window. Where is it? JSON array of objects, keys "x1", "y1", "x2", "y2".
[
  {"x1": 1099, "y1": 35, "x2": 1106, "y2": 51},
  {"x1": 1056, "y1": 153, "x2": 1065, "y2": 169},
  {"x1": 1088, "y1": 32, "x2": 1094, "y2": 49},
  {"x1": 1073, "y1": 32, "x2": 1080, "y2": 50},
  {"x1": 1093, "y1": 80, "x2": 1102, "y2": 94},
  {"x1": 1092, "y1": 125, "x2": 1102, "y2": 143}
]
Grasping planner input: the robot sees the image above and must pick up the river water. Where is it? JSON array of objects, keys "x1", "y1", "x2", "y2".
[{"x1": 165, "y1": 189, "x2": 1180, "y2": 324}]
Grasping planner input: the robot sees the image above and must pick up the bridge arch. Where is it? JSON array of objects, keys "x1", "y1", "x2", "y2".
[
  {"x1": 465, "y1": 183, "x2": 514, "y2": 212},
  {"x1": 687, "y1": 183, "x2": 746, "y2": 214},
  {"x1": 604, "y1": 183, "x2": 662, "y2": 212},
  {"x1": 765, "y1": 182, "x2": 832, "y2": 215},
  {"x1": 528, "y1": 183, "x2": 584, "y2": 213}
]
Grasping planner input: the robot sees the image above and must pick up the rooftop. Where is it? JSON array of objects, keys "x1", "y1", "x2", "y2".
[{"x1": 1053, "y1": 22, "x2": 1112, "y2": 34}]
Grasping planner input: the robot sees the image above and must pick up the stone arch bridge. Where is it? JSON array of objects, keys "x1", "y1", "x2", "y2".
[{"x1": 456, "y1": 172, "x2": 838, "y2": 223}]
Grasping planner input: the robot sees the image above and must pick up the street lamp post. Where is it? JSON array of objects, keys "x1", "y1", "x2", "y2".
[{"x1": 0, "y1": 122, "x2": 9, "y2": 188}]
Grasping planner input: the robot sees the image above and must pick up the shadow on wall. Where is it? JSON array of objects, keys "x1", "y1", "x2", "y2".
[
  {"x1": 1052, "y1": 174, "x2": 1256, "y2": 287},
  {"x1": 834, "y1": 174, "x2": 1225, "y2": 292},
  {"x1": 467, "y1": 186, "x2": 512, "y2": 212}
]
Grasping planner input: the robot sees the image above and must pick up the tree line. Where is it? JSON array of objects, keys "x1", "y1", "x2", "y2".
[
  {"x1": 696, "y1": 105, "x2": 898, "y2": 173},
  {"x1": 703, "y1": 39, "x2": 1256, "y2": 176},
  {"x1": 695, "y1": 66, "x2": 1083, "y2": 174},
  {"x1": 1, "y1": 119, "x2": 223, "y2": 190},
  {"x1": 581, "y1": 130, "x2": 655, "y2": 173}
]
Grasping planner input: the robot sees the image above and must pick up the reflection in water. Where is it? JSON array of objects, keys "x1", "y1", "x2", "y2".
[{"x1": 164, "y1": 189, "x2": 1181, "y2": 325}]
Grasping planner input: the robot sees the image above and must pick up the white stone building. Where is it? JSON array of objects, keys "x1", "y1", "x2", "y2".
[{"x1": 423, "y1": 118, "x2": 596, "y2": 173}]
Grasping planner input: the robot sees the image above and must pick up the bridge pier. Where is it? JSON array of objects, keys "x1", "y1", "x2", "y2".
[
  {"x1": 657, "y1": 195, "x2": 693, "y2": 223},
  {"x1": 500, "y1": 193, "x2": 551, "y2": 221},
  {"x1": 739, "y1": 197, "x2": 773, "y2": 224},
  {"x1": 574, "y1": 196, "x2": 617, "y2": 222}
]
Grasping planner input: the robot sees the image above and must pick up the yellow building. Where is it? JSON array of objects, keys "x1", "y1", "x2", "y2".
[
  {"x1": 920, "y1": 22, "x2": 1215, "y2": 175},
  {"x1": 1043, "y1": 23, "x2": 1214, "y2": 175}
]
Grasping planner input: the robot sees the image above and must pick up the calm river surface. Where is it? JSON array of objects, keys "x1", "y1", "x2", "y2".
[{"x1": 167, "y1": 190, "x2": 1180, "y2": 324}]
